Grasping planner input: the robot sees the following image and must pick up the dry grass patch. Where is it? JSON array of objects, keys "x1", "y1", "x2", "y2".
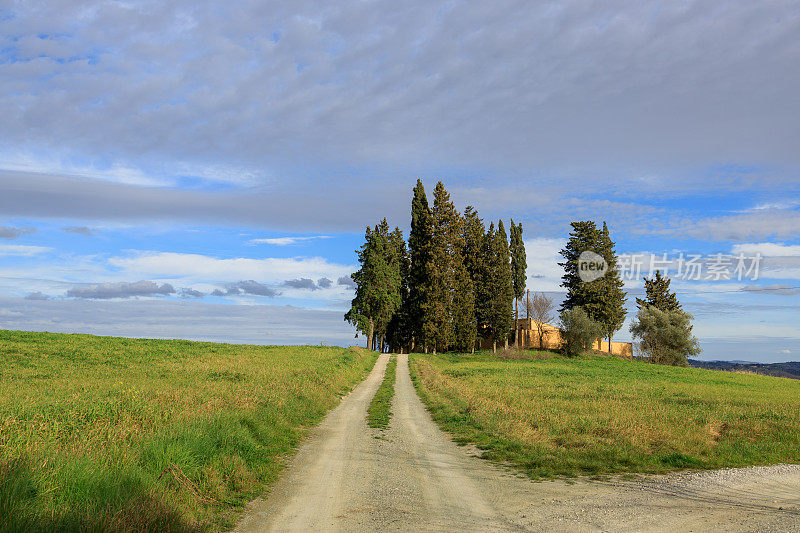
[{"x1": 410, "y1": 351, "x2": 800, "y2": 478}]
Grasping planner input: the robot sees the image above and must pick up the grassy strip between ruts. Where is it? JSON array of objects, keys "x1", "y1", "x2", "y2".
[
  {"x1": 0, "y1": 330, "x2": 377, "y2": 532},
  {"x1": 367, "y1": 355, "x2": 397, "y2": 429},
  {"x1": 410, "y1": 351, "x2": 800, "y2": 479}
]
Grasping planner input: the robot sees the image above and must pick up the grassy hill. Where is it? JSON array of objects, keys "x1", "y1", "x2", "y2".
[
  {"x1": 0, "y1": 330, "x2": 377, "y2": 532},
  {"x1": 690, "y1": 359, "x2": 800, "y2": 380},
  {"x1": 411, "y1": 351, "x2": 800, "y2": 479}
]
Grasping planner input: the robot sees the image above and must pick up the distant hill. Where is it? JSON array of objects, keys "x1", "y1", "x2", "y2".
[{"x1": 690, "y1": 359, "x2": 800, "y2": 380}]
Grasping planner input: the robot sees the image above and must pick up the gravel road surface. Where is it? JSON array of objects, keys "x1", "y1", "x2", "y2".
[{"x1": 233, "y1": 353, "x2": 800, "y2": 532}]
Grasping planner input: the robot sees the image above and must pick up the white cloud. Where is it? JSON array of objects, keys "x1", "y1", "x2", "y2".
[
  {"x1": 249, "y1": 236, "x2": 330, "y2": 246},
  {"x1": 671, "y1": 211, "x2": 800, "y2": 241},
  {"x1": 0, "y1": 244, "x2": 51, "y2": 256},
  {"x1": 107, "y1": 251, "x2": 354, "y2": 285},
  {"x1": 749, "y1": 200, "x2": 800, "y2": 211},
  {"x1": 732, "y1": 242, "x2": 800, "y2": 257},
  {"x1": 0, "y1": 296, "x2": 360, "y2": 346},
  {"x1": 523, "y1": 238, "x2": 565, "y2": 292}
]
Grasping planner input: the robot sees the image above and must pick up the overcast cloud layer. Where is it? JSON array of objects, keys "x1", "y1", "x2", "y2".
[{"x1": 2, "y1": 2, "x2": 799, "y2": 192}]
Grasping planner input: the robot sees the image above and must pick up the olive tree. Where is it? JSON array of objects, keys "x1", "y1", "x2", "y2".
[
  {"x1": 559, "y1": 307, "x2": 603, "y2": 357},
  {"x1": 630, "y1": 306, "x2": 700, "y2": 366}
]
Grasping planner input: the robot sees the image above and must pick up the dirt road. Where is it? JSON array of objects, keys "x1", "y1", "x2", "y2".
[{"x1": 234, "y1": 353, "x2": 800, "y2": 532}]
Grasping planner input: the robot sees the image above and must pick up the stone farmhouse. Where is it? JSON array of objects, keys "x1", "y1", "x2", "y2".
[{"x1": 512, "y1": 318, "x2": 633, "y2": 357}]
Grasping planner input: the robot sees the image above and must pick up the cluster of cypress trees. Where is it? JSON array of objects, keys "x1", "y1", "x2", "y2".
[
  {"x1": 558, "y1": 221, "x2": 627, "y2": 351},
  {"x1": 346, "y1": 180, "x2": 526, "y2": 353}
]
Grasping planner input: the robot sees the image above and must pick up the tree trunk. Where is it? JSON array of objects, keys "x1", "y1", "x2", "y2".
[
  {"x1": 367, "y1": 318, "x2": 374, "y2": 351},
  {"x1": 608, "y1": 333, "x2": 612, "y2": 354},
  {"x1": 492, "y1": 340, "x2": 496, "y2": 353},
  {"x1": 514, "y1": 299, "x2": 519, "y2": 348}
]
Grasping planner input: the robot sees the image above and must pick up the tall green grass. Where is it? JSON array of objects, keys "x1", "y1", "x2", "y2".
[
  {"x1": 0, "y1": 330, "x2": 377, "y2": 532},
  {"x1": 367, "y1": 356, "x2": 396, "y2": 429},
  {"x1": 410, "y1": 351, "x2": 800, "y2": 479}
]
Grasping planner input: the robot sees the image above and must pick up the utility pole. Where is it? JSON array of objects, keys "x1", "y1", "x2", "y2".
[{"x1": 526, "y1": 289, "x2": 530, "y2": 319}]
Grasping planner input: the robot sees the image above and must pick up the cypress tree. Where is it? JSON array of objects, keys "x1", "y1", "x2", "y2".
[
  {"x1": 558, "y1": 220, "x2": 608, "y2": 354},
  {"x1": 345, "y1": 225, "x2": 391, "y2": 350},
  {"x1": 386, "y1": 226, "x2": 410, "y2": 352},
  {"x1": 597, "y1": 222, "x2": 627, "y2": 352},
  {"x1": 451, "y1": 260, "x2": 476, "y2": 352},
  {"x1": 368, "y1": 219, "x2": 402, "y2": 351},
  {"x1": 636, "y1": 270, "x2": 682, "y2": 312},
  {"x1": 559, "y1": 221, "x2": 606, "y2": 319},
  {"x1": 509, "y1": 220, "x2": 527, "y2": 346},
  {"x1": 495, "y1": 220, "x2": 514, "y2": 350},
  {"x1": 423, "y1": 181, "x2": 466, "y2": 353},
  {"x1": 482, "y1": 220, "x2": 514, "y2": 352},
  {"x1": 407, "y1": 179, "x2": 432, "y2": 352},
  {"x1": 462, "y1": 206, "x2": 485, "y2": 352}
]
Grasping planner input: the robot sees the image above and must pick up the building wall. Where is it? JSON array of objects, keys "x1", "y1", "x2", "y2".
[{"x1": 510, "y1": 318, "x2": 633, "y2": 358}]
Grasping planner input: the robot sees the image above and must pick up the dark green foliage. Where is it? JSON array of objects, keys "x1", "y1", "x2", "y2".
[
  {"x1": 462, "y1": 206, "x2": 486, "y2": 348},
  {"x1": 386, "y1": 227, "x2": 410, "y2": 352},
  {"x1": 559, "y1": 307, "x2": 603, "y2": 356},
  {"x1": 423, "y1": 182, "x2": 475, "y2": 353},
  {"x1": 636, "y1": 270, "x2": 682, "y2": 312},
  {"x1": 509, "y1": 220, "x2": 527, "y2": 301},
  {"x1": 559, "y1": 221, "x2": 627, "y2": 351},
  {"x1": 597, "y1": 222, "x2": 627, "y2": 349},
  {"x1": 509, "y1": 221, "x2": 527, "y2": 346},
  {"x1": 345, "y1": 182, "x2": 517, "y2": 353},
  {"x1": 630, "y1": 306, "x2": 701, "y2": 366},
  {"x1": 461, "y1": 206, "x2": 485, "y2": 285},
  {"x1": 406, "y1": 179, "x2": 433, "y2": 351},
  {"x1": 559, "y1": 221, "x2": 606, "y2": 317},
  {"x1": 345, "y1": 220, "x2": 403, "y2": 350},
  {"x1": 480, "y1": 221, "x2": 514, "y2": 350},
  {"x1": 451, "y1": 262, "x2": 477, "y2": 353}
]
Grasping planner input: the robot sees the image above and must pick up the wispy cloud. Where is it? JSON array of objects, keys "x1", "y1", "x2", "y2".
[
  {"x1": 0, "y1": 244, "x2": 51, "y2": 256},
  {"x1": 66, "y1": 280, "x2": 176, "y2": 299},
  {"x1": 0, "y1": 226, "x2": 36, "y2": 240},
  {"x1": 107, "y1": 251, "x2": 353, "y2": 285},
  {"x1": 248, "y1": 236, "x2": 331, "y2": 246},
  {"x1": 732, "y1": 242, "x2": 800, "y2": 257},
  {"x1": 223, "y1": 280, "x2": 279, "y2": 297},
  {"x1": 740, "y1": 284, "x2": 800, "y2": 296},
  {"x1": 337, "y1": 276, "x2": 355, "y2": 288},
  {"x1": 61, "y1": 226, "x2": 95, "y2": 236},
  {"x1": 178, "y1": 287, "x2": 204, "y2": 299},
  {"x1": 24, "y1": 291, "x2": 50, "y2": 301},
  {"x1": 0, "y1": 296, "x2": 360, "y2": 346}
]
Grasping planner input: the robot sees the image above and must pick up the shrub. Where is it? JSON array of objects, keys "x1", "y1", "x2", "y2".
[
  {"x1": 559, "y1": 307, "x2": 603, "y2": 356},
  {"x1": 630, "y1": 306, "x2": 701, "y2": 366}
]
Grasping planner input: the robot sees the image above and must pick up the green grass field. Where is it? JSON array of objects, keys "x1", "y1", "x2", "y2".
[
  {"x1": 367, "y1": 356, "x2": 396, "y2": 429},
  {"x1": 411, "y1": 351, "x2": 800, "y2": 479},
  {"x1": 0, "y1": 330, "x2": 377, "y2": 532}
]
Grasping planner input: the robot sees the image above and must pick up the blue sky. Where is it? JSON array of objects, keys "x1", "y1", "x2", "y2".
[{"x1": 1, "y1": 1, "x2": 799, "y2": 361}]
